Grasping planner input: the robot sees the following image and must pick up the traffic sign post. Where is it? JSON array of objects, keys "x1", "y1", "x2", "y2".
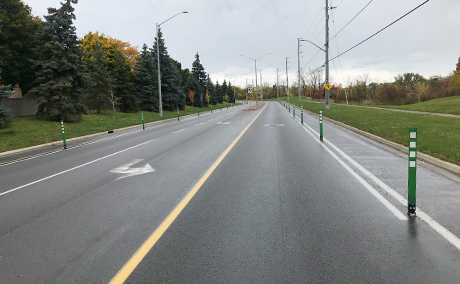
[
  {"x1": 319, "y1": 110, "x2": 323, "y2": 142},
  {"x1": 408, "y1": 128, "x2": 417, "y2": 216}
]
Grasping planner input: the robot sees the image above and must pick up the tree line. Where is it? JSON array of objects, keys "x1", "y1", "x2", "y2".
[{"x1": 0, "y1": 0, "x2": 236, "y2": 128}]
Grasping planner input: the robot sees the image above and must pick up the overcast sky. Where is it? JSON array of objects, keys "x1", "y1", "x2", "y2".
[{"x1": 24, "y1": 0, "x2": 460, "y2": 87}]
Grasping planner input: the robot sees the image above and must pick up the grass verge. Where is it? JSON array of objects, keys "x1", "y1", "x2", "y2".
[
  {"x1": 366, "y1": 96, "x2": 460, "y2": 115},
  {"x1": 0, "y1": 103, "x2": 236, "y2": 153},
  {"x1": 281, "y1": 99, "x2": 460, "y2": 165}
]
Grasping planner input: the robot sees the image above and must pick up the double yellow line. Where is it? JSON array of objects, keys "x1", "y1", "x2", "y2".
[{"x1": 109, "y1": 104, "x2": 267, "y2": 283}]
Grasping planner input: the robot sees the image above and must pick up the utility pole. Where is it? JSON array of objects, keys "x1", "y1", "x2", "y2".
[
  {"x1": 298, "y1": 38, "x2": 301, "y2": 104},
  {"x1": 325, "y1": 0, "x2": 330, "y2": 109},
  {"x1": 276, "y1": 68, "x2": 279, "y2": 100},
  {"x1": 286, "y1": 57, "x2": 289, "y2": 102}
]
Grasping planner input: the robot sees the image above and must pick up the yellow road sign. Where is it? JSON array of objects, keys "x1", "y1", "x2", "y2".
[{"x1": 325, "y1": 83, "x2": 332, "y2": 91}]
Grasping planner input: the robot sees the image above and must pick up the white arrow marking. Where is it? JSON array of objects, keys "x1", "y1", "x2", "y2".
[{"x1": 110, "y1": 159, "x2": 154, "y2": 180}]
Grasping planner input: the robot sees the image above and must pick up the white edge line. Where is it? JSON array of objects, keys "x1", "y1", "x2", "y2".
[
  {"x1": 288, "y1": 103, "x2": 460, "y2": 250},
  {"x1": 0, "y1": 140, "x2": 154, "y2": 197}
]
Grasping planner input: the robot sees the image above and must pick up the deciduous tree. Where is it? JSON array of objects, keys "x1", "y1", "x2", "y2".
[
  {"x1": 0, "y1": 0, "x2": 42, "y2": 94},
  {"x1": 0, "y1": 72, "x2": 11, "y2": 128}
]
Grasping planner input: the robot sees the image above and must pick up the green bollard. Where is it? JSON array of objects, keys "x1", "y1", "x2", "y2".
[
  {"x1": 142, "y1": 112, "x2": 145, "y2": 129},
  {"x1": 61, "y1": 120, "x2": 67, "y2": 149},
  {"x1": 289, "y1": 104, "x2": 291, "y2": 113},
  {"x1": 319, "y1": 110, "x2": 323, "y2": 142},
  {"x1": 211, "y1": 105, "x2": 213, "y2": 113},
  {"x1": 301, "y1": 106, "x2": 303, "y2": 124},
  {"x1": 408, "y1": 128, "x2": 417, "y2": 216},
  {"x1": 293, "y1": 106, "x2": 295, "y2": 117},
  {"x1": 197, "y1": 106, "x2": 199, "y2": 116},
  {"x1": 177, "y1": 108, "x2": 180, "y2": 121},
  {"x1": 227, "y1": 103, "x2": 228, "y2": 110},
  {"x1": 220, "y1": 103, "x2": 222, "y2": 111}
]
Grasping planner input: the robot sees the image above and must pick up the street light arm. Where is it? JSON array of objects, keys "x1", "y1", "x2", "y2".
[
  {"x1": 256, "y1": 53, "x2": 271, "y2": 61},
  {"x1": 240, "y1": 54, "x2": 255, "y2": 61},
  {"x1": 300, "y1": 39, "x2": 325, "y2": 52},
  {"x1": 158, "y1": 11, "x2": 188, "y2": 27}
]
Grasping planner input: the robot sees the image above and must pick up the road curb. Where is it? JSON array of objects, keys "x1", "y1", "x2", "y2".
[
  {"x1": 301, "y1": 107, "x2": 460, "y2": 176},
  {"x1": 0, "y1": 109, "x2": 221, "y2": 158}
]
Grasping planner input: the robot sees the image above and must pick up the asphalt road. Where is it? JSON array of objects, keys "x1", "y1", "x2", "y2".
[{"x1": 1, "y1": 102, "x2": 460, "y2": 283}]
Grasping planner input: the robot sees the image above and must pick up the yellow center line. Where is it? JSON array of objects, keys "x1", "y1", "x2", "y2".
[{"x1": 109, "y1": 104, "x2": 268, "y2": 284}]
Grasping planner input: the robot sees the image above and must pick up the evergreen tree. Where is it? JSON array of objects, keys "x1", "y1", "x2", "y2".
[
  {"x1": 185, "y1": 74, "x2": 201, "y2": 107},
  {"x1": 191, "y1": 53, "x2": 207, "y2": 106},
  {"x1": 31, "y1": 0, "x2": 89, "y2": 122},
  {"x1": 0, "y1": 0, "x2": 42, "y2": 94},
  {"x1": 134, "y1": 44, "x2": 157, "y2": 111},
  {"x1": 0, "y1": 72, "x2": 11, "y2": 128},
  {"x1": 151, "y1": 29, "x2": 184, "y2": 111},
  {"x1": 221, "y1": 80, "x2": 228, "y2": 103},
  {"x1": 228, "y1": 81, "x2": 235, "y2": 103},
  {"x1": 215, "y1": 80, "x2": 222, "y2": 104},
  {"x1": 112, "y1": 49, "x2": 137, "y2": 112},
  {"x1": 206, "y1": 75, "x2": 217, "y2": 105},
  {"x1": 85, "y1": 41, "x2": 111, "y2": 114}
]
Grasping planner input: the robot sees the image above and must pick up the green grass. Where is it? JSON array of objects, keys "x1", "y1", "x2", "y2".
[
  {"x1": 366, "y1": 96, "x2": 460, "y2": 115},
  {"x1": 281, "y1": 99, "x2": 460, "y2": 165},
  {"x1": 0, "y1": 103, "x2": 235, "y2": 153}
]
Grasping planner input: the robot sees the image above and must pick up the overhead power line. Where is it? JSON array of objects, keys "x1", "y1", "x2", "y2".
[
  {"x1": 329, "y1": 0, "x2": 430, "y2": 62},
  {"x1": 330, "y1": 0, "x2": 374, "y2": 41}
]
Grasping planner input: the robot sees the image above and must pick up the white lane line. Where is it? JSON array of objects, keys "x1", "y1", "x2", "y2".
[
  {"x1": 193, "y1": 123, "x2": 203, "y2": 126},
  {"x1": 171, "y1": 128, "x2": 185, "y2": 134},
  {"x1": 209, "y1": 119, "x2": 214, "y2": 121},
  {"x1": 285, "y1": 109, "x2": 407, "y2": 220},
  {"x1": 0, "y1": 122, "x2": 174, "y2": 167},
  {"x1": 293, "y1": 106, "x2": 460, "y2": 250},
  {"x1": 0, "y1": 140, "x2": 155, "y2": 197}
]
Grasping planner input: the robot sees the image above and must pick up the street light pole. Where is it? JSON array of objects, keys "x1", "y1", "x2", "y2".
[
  {"x1": 276, "y1": 68, "x2": 279, "y2": 100},
  {"x1": 325, "y1": 0, "x2": 330, "y2": 109},
  {"x1": 156, "y1": 11, "x2": 188, "y2": 117},
  {"x1": 298, "y1": 38, "x2": 301, "y2": 104},
  {"x1": 240, "y1": 53, "x2": 270, "y2": 105},
  {"x1": 286, "y1": 57, "x2": 289, "y2": 102}
]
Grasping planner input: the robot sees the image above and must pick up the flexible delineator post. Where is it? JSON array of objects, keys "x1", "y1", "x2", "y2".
[
  {"x1": 408, "y1": 128, "x2": 417, "y2": 216},
  {"x1": 142, "y1": 112, "x2": 145, "y2": 129},
  {"x1": 319, "y1": 110, "x2": 323, "y2": 142},
  {"x1": 61, "y1": 120, "x2": 67, "y2": 149},
  {"x1": 301, "y1": 106, "x2": 303, "y2": 124}
]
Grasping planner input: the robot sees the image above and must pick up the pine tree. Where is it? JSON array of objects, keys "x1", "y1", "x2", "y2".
[
  {"x1": 206, "y1": 75, "x2": 217, "y2": 105},
  {"x1": 151, "y1": 29, "x2": 185, "y2": 111},
  {"x1": 215, "y1": 80, "x2": 222, "y2": 104},
  {"x1": 31, "y1": 0, "x2": 89, "y2": 122},
  {"x1": 185, "y1": 74, "x2": 201, "y2": 107},
  {"x1": 134, "y1": 44, "x2": 157, "y2": 111},
  {"x1": 85, "y1": 41, "x2": 111, "y2": 114},
  {"x1": 191, "y1": 53, "x2": 207, "y2": 106},
  {"x1": 221, "y1": 80, "x2": 228, "y2": 104},
  {"x1": 112, "y1": 49, "x2": 137, "y2": 112},
  {"x1": 228, "y1": 82, "x2": 235, "y2": 103},
  {"x1": 0, "y1": 72, "x2": 12, "y2": 128}
]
